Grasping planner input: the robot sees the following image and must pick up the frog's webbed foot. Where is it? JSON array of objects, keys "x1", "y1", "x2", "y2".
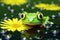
[
  {"x1": 42, "y1": 21, "x2": 54, "y2": 28},
  {"x1": 44, "y1": 21, "x2": 54, "y2": 28}
]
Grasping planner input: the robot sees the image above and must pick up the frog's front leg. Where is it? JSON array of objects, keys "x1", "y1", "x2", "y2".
[
  {"x1": 42, "y1": 16, "x2": 49, "y2": 27},
  {"x1": 42, "y1": 16, "x2": 53, "y2": 27}
]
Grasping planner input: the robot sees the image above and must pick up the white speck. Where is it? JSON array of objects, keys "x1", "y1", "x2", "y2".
[
  {"x1": 51, "y1": 15, "x2": 55, "y2": 19},
  {"x1": 21, "y1": 31, "x2": 25, "y2": 34},
  {"x1": 53, "y1": 30, "x2": 57, "y2": 34},
  {"x1": 34, "y1": 36, "x2": 41, "y2": 39},
  {"x1": 53, "y1": 30, "x2": 57, "y2": 36},
  {"x1": 56, "y1": 26, "x2": 59, "y2": 28},
  {"x1": 18, "y1": 13, "x2": 21, "y2": 17},
  {"x1": 1, "y1": 3, "x2": 4, "y2": 7},
  {"x1": 29, "y1": 37, "x2": 32, "y2": 40},
  {"x1": 49, "y1": 24, "x2": 53, "y2": 27},
  {"x1": 31, "y1": 6, "x2": 34, "y2": 9},
  {"x1": 18, "y1": 13, "x2": 22, "y2": 15},
  {"x1": 0, "y1": 38, "x2": 2, "y2": 40},
  {"x1": 48, "y1": 21, "x2": 54, "y2": 26},
  {"x1": 8, "y1": 6, "x2": 11, "y2": 10},
  {"x1": 5, "y1": 35, "x2": 11, "y2": 40},
  {"x1": 21, "y1": 8, "x2": 24, "y2": 11},
  {"x1": 1, "y1": 30, "x2": 6, "y2": 34},
  {"x1": 47, "y1": 38, "x2": 53, "y2": 40},
  {"x1": 26, "y1": 4, "x2": 30, "y2": 8},
  {"x1": 48, "y1": 21, "x2": 54, "y2": 24},
  {"x1": 11, "y1": 15, "x2": 13, "y2": 17},
  {"x1": 46, "y1": 26, "x2": 49, "y2": 30},
  {"x1": 4, "y1": 17, "x2": 8, "y2": 20},
  {"x1": 56, "y1": 39, "x2": 59, "y2": 40},
  {"x1": 2, "y1": 34, "x2": 6, "y2": 36},
  {"x1": 11, "y1": 9, "x2": 14, "y2": 13},
  {"x1": 45, "y1": 32, "x2": 48, "y2": 34},
  {"x1": 47, "y1": 39, "x2": 50, "y2": 40},
  {"x1": 58, "y1": 13, "x2": 60, "y2": 16},
  {"x1": 51, "y1": 1, "x2": 54, "y2": 4},
  {"x1": 0, "y1": 30, "x2": 6, "y2": 36},
  {"x1": 4, "y1": 13, "x2": 7, "y2": 16},
  {"x1": 22, "y1": 37, "x2": 26, "y2": 40},
  {"x1": 37, "y1": 30, "x2": 40, "y2": 33},
  {"x1": 36, "y1": 11, "x2": 40, "y2": 14}
]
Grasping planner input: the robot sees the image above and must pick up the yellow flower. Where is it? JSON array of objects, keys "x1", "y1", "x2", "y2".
[
  {"x1": 35, "y1": 3, "x2": 60, "y2": 11},
  {"x1": 0, "y1": 0, "x2": 28, "y2": 6},
  {"x1": 0, "y1": 18, "x2": 32, "y2": 32}
]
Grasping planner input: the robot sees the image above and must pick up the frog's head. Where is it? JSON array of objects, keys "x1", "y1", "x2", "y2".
[{"x1": 20, "y1": 12, "x2": 43, "y2": 25}]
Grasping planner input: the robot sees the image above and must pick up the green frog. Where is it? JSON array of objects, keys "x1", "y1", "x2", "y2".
[
  {"x1": 20, "y1": 12, "x2": 49, "y2": 27},
  {"x1": 19, "y1": 12, "x2": 53, "y2": 38}
]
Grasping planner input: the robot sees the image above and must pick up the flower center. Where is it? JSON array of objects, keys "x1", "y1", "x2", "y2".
[{"x1": 12, "y1": 24, "x2": 20, "y2": 28}]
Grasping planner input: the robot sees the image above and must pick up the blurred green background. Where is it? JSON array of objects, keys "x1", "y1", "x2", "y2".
[{"x1": 0, "y1": 0, "x2": 60, "y2": 40}]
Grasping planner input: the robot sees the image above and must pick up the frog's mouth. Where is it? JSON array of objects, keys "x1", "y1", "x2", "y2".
[
  {"x1": 23, "y1": 23, "x2": 43, "y2": 28},
  {"x1": 23, "y1": 22, "x2": 41, "y2": 26}
]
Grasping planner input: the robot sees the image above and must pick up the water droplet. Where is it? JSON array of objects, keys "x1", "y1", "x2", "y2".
[
  {"x1": 29, "y1": 37, "x2": 32, "y2": 40},
  {"x1": 1, "y1": 30, "x2": 6, "y2": 34},
  {"x1": 5, "y1": 35, "x2": 11, "y2": 40},
  {"x1": 26, "y1": 4, "x2": 30, "y2": 8},
  {"x1": 0, "y1": 38, "x2": 2, "y2": 40},
  {"x1": 31, "y1": 6, "x2": 34, "y2": 9},
  {"x1": 37, "y1": 30, "x2": 40, "y2": 33},
  {"x1": 1, "y1": 3, "x2": 4, "y2": 7},
  {"x1": 21, "y1": 8, "x2": 24, "y2": 11},
  {"x1": 46, "y1": 26, "x2": 49, "y2": 30},
  {"x1": 22, "y1": 37, "x2": 26, "y2": 40},
  {"x1": 4, "y1": 17, "x2": 8, "y2": 20},
  {"x1": 11, "y1": 15, "x2": 13, "y2": 17},
  {"x1": 4, "y1": 13, "x2": 7, "y2": 16},
  {"x1": 53, "y1": 30, "x2": 57, "y2": 36},
  {"x1": 34, "y1": 36, "x2": 41, "y2": 39},
  {"x1": 10, "y1": 9, "x2": 14, "y2": 13},
  {"x1": 51, "y1": 15, "x2": 55, "y2": 19},
  {"x1": 56, "y1": 39, "x2": 59, "y2": 40},
  {"x1": 51, "y1": 1, "x2": 54, "y2": 4},
  {"x1": 45, "y1": 32, "x2": 48, "y2": 34},
  {"x1": 58, "y1": 13, "x2": 60, "y2": 16},
  {"x1": 8, "y1": 6, "x2": 11, "y2": 10},
  {"x1": 21, "y1": 31, "x2": 25, "y2": 34}
]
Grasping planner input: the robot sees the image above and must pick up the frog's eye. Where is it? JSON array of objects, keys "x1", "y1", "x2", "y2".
[
  {"x1": 38, "y1": 14, "x2": 43, "y2": 19},
  {"x1": 20, "y1": 14, "x2": 25, "y2": 19}
]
